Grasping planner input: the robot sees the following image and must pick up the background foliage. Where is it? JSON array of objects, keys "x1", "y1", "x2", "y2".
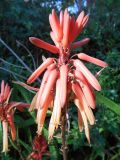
[{"x1": 0, "y1": 0, "x2": 120, "y2": 159}]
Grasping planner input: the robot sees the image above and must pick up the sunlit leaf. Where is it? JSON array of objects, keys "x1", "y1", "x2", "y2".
[{"x1": 96, "y1": 93, "x2": 120, "y2": 116}]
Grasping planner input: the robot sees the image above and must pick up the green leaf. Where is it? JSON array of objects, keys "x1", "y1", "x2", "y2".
[
  {"x1": 13, "y1": 84, "x2": 32, "y2": 103},
  {"x1": 0, "y1": 122, "x2": 2, "y2": 142},
  {"x1": 15, "y1": 115, "x2": 34, "y2": 128},
  {"x1": 18, "y1": 139, "x2": 31, "y2": 152},
  {"x1": 96, "y1": 93, "x2": 120, "y2": 116}
]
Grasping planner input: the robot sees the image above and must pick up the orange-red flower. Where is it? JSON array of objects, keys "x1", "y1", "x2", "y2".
[
  {"x1": 0, "y1": 80, "x2": 29, "y2": 152},
  {"x1": 27, "y1": 9, "x2": 108, "y2": 142},
  {"x1": 27, "y1": 135, "x2": 50, "y2": 160}
]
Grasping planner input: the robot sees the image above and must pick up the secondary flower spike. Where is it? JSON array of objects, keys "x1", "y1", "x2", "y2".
[
  {"x1": 27, "y1": 9, "x2": 108, "y2": 142},
  {"x1": 0, "y1": 80, "x2": 29, "y2": 152},
  {"x1": 27, "y1": 135, "x2": 50, "y2": 160}
]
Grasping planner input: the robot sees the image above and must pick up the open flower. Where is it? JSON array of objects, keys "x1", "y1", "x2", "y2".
[
  {"x1": 0, "y1": 80, "x2": 29, "y2": 152},
  {"x1": 27, "y1": 9, "x2": 108, "y2": 142},
  {"x1": 27, "y1": 135, "x2": 50, "y2": 160}
]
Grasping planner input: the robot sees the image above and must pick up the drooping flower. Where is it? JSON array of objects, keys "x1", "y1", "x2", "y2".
[
  {"x1": 27, "y1": 9, "x2": 108, "y2": 142},
  {"x1": 0, "y1": 80, "x2": 29, "y2": 152},
  {"x1": 27, "y1": 135, "x2": 50, "y2": 160}
]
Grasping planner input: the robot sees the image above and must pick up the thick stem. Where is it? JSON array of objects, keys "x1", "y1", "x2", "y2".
[{"x1": 61, "y1": 108, "x2": 68, "y2": 160}]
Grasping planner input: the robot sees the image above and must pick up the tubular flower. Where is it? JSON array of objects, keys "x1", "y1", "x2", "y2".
[
  {"x1": 27, "y1": 135, "x2": 50, "y2": 160},
  {"x1": 27, "y1": 9, "x2": 108, "y2": 142},
  {"x1": 0, "y1": 80, "x2": 29, "y2": 152}
]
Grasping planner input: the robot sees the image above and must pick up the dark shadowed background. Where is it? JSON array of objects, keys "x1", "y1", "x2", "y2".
[{"x1": 0, "y1": 0, "x2": 120, "y2": 159}]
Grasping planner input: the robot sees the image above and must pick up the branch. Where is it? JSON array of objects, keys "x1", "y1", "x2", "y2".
[
  {"x1": 0, "y1": 38, "x2": 32, "y2": 73},
  {"x1": 16, "y1": 40, "x2": 36, "y2": 70}
]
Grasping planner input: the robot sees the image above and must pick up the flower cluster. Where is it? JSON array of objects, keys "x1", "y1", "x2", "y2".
[
  {"x1": 27, "y1": 9, "x2": 108, "y2": 142},
  {"x1": 0, "y1": 80, "x2": 29, "y2": 152}
]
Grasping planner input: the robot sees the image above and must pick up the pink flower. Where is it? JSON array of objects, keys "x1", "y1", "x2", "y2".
[
  {"x1": 27, "y1": 9, "x2": 108, "y2": 142},
  {"x1": 0, "y1": 80, "x2": 29, "y2": 152}
]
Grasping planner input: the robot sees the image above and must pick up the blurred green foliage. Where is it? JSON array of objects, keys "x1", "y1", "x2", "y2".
[{"x1": 0, "y1": 0, "x2": 120, "y2": 160}]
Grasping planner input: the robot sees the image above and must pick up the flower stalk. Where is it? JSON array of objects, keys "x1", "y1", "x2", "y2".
[{"x1": 61, "y1": 106, "x2": 68, "y2": 160}]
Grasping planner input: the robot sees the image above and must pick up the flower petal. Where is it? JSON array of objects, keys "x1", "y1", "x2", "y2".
[
  {"x1": 8, "y1": 102, "x2": 29, "y2": 112},
  {"x1": 73, "y1": 60, "x2": 101, "y2": 91},
  {"x1": 36, "y1": 70, "x2": 50, "y2": 109},
  {"x1": 49, "y1": 10, "x2": 63, "y2": 42},
  {"x1": 68, "y1": 16, "x2": 75, "y2": 43},
  {"x1": 48, "y1": 79, "x2": 62, "y2": 139},
  {"x1": 82, "y1": 14, "x2": 89, "y2": 27},
  {"x1": 76, "y1": 11, "x2": 85, "y2": 28},
  {"x1": 72, "y1": 82, "x2": 95, "y2": 125},
  {"x1": 15, "y1": 103, "x2": 30, "y2": 111},
  {"x1": 59, "y1": 64, "x2": 68, "y2": 108},
  {"x1": 29, "y1": 92, "x2": 39, "y2": 112},
  {"x1": 74, "y1": 70, "x2": 95, "y2": 109},
  {"x1": 77, "y1": 53, "x2": 108, "y2": 67},
  {"x1": 62, "y1": 9, "x2": 70, "y2": 48},
  {"x1": 7, "y1": 114, "x2": 16, "y2": 141},
  {"x1": 3, "y1": 84, "x2": 10, "y2": 101},
  {"x1": 52, "y1": 9, "x2": 63, "y2": 40},
  {"x1": 72, "y1": 38, "x2": 90, "y2": 49},
  {"x1": 37, "y1": 93, "x2": 53, "y2": 134},
  {"x1": 82, "y1": 98, "x2": 95, "y2": 125},
  {"x1": 69, "y1": 11, "x2": 85, "y2": 43},
  {"x1": 53, "y1": 79, "x2": 62, "y2": 127},
  {"x1": 78, "y1": 108, "x2": 83, "y2": 132},
  {"x1": 12, "y1": 81, "x2": 39, "y2": 92},
  {"x1": 74, "y1": 98, "x2": 90, "y2": 143},
  {"x1": 1, "y1": 80, "x2": 5, "y2": 101},
  {"x1": 50, "y1": 31, "x2": 59, "y2": 47},
  {"x1": 29, "y1": 37, "x2": 59, "y2": 54},
  {"x1": 2, "y1": 121, "x2": 8, "y2": 152},
  {"x1": 27, "y1": 58, "x2": 54, "y2": 84},
  {"x1": 36, "y1": 64, "x2": 56, "y2": 109},
  {"x1": 40, "y1": 69, "x2": 58, "y2": 108},
  {"x1": 5, "y1": 88, "x2": 12, "y2": 104},
  {"x1": 59, "y1": 10, "x2": 64, "y2": 30}
]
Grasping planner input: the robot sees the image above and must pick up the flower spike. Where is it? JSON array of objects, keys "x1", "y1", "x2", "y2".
[
  {"x1": 27, "y1": 9, "x2": 108, "y2": 143},
  {"x1": 0, "y1": 81, "x2": 30, "y2": 152}
]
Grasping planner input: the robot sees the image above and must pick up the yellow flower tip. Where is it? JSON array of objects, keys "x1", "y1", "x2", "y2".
[
  {"x1": 2, "y1": 148, "x2": 9, "y2": 153},
  {"x1": 52, "y1": 9, "x2": 56, "y2": 14},
  {"x1": 37, "y1": 124, "x2": 43, "y2": 135},
  {"x1": 64, "y1": 8, "x2": 68, "y2": 13},
  {"x1": 29, "y1": 37, "x2": 35, "y2": 43},
  {"x1": 48, "y1": 123, "x2": 56, "y2": 140},
  {"x1": 81, "y1": 10, "x2": 85, "y2": 15},
  {"x1": 87, "y1": 135, "x2": 91, "y2": 145}
]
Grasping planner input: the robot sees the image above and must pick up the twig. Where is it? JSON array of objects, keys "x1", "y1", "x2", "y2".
[
  {"x1": 0, "y1": 38, "x2": 32, "y2": 73},
  {"x1": 0, "y1": 67, "x2": 27, "y2": 80},
  {"x1": 9, "y1": 137, "x2": 24, "y2": 160},
  {"x1": 0, "y1": 38, "x2": 41, "y2": 83},
  {"x1": 16, "y1": 40, "x2": 36, "y2": 70},
  {"x1": 0, "y1": 58, "x2": 26, "y2": 69}
]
